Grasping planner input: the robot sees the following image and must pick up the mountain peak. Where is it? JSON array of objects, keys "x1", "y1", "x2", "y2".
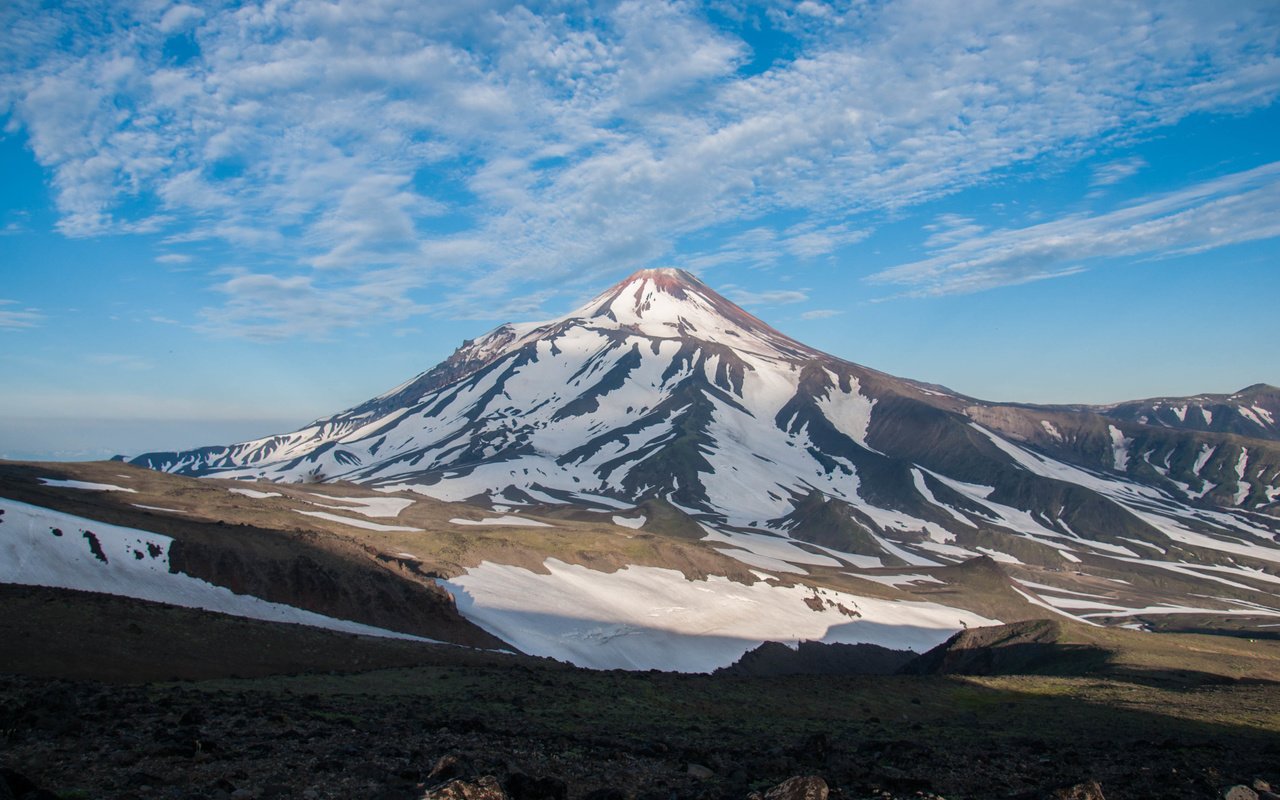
[
  {"x1": 585, "y1": 267, "x2": 708, "y2": 312},
  {"x1": 569, "y1": 267, "x2": 813, "y2": 359}
]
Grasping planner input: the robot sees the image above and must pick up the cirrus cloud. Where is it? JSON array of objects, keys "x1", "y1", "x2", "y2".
[
  {"x1": 869, "y1": 162, "x2": 1280, "y2": 296},
  {"x1": 2, "y1": 0, "x2": 1279, "y2": 336}
]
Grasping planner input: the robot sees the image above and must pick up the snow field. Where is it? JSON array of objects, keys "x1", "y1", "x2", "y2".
[
  {"x1": 442, "y1": 558, "x2": 999, "y2": 672},
  {"x1": 0, "y1": 499, "x2": 433, "y2": 641}
]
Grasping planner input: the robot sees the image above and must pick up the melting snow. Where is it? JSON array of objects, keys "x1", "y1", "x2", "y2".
[
  {"x1": 815, "y1": 376, "x2": 877, "y2": 451},
  {"x1": 975, "y1": 547, "x2": 1022, "y2": 565},
  {"x1": 612, "y1": 515, "x2": 646, "y2": 529},
  {"x1": 1010, "y1": 587, "x2": 1101, "y2": 626},
  {"x1": 1193, "y1": 444, "x2": 1217, "y2": 475},
  {"x1": 293, "y1": 510, "x2": 423, "y2": 532},
  {"x1": 450, "y1": 515, "x2": 554, "y2": 528},
  {"x1": 714, "y1": 548, "x2": 809, "y2": 574},
  {"x1": 699, "y1": 526, "x2": 844, "y2": 568},
  {"x1": 306, "y1": 494, "x2": 415, "y2": 518},
  {"x1": 853, "y1": 573, "x2": 945, "y2": 588},
  {"x1": 40, "y1": 479, "x2": 135, "y2": 493},
  {"x1": 1039, "y1": 420, "x2": 1063, "y2": 441},
  {"x1": 1234, "y1": 448, "x2": 1251, "y2": 505},
  {"x1": 229, "y1": 488, "x2": 283, "y2": 499},
  {"x1": 1239, "y1": 407, "x2": 1263, "y2": 426},
  {"x1": 131, "y1": 504, "x2": 189, "y2": 514},
  {"x1": 1108, "y1": 425, "x2": 1130, "y2": 472},
  {"x1": 442, "y1": 558, "x2": 999, "y2": 672},
  {"x1": 0, "y1": 499, "x2": 432, "y2": 641}
]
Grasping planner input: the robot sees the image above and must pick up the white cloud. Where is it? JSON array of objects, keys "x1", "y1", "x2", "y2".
[
  {"x1": 157, "y1": 4, "x2": 204, "y2": 34},
  {"x1": 800, "y1": 308, "x2": 841, "y2": 320},
  {"x1": 3, "y1": 1, "x2": 1279, "y2": 335},
  {"x1": 1090, "y1": 156, "x2": 1148, "y2": 188},
  {"x1": 0, "y1": 300, "x2": 42, "y2": 329},
  {"x1": 155, "y1": 253, "x2": 191, "y2": 264},
  {"x1": 869, "y1": 162, "x2": 1280, "y2": 296}
]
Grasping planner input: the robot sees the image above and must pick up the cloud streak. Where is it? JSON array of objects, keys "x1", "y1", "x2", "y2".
[
  {"x1": 869, "y1": 162, "x2": 1280, "y2": 296},
  {"x1": 0, "y1": 300, "x2": 43, "y2": 330}
]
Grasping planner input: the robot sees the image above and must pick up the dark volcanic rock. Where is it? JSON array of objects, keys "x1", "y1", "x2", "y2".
[
  {"x1": 717, "y1": 640, "x2": 915, "y2": 676},
  {"x1": 505, "y1": 772, "x2": 567, "y2": 800},
  {"x1": 899, "y1": 619, "x2": 1111, "y2": 677}
]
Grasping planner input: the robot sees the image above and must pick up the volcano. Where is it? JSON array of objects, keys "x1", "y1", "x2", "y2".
[{"x1": 131, "y1": 268, "x2": 1280, "y2": 583}]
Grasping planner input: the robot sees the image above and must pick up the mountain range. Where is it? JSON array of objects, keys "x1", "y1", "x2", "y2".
[{"x1": 5, "y1": 267, "x2": 1279, "y2": 672}]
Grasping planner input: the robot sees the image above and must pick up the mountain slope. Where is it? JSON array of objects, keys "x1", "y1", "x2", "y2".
[
  {"x1": 1095, "y1": 383, "x2": 1280, "y2": 441},
  {"x1": 128, "y1": 268, "x2": 1280, "y2": 639}
]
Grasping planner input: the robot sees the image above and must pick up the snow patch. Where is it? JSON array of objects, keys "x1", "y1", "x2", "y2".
[
  {"x1": 0, "y1": 499, "x2": 432, "y2": 641},
  {"x1": 131, "y1": 504, "x2": 189, "y2": 514},
  {"x1": 854, "y1": 573, "x2": 945, "y2": 588},
  {"x1": 40, "y1": 479, "x2": 136, "y2": 494},
  {"x1": 1193, "y1": 444, "x2": 1217, "y2": 475},
  {"x1": 1238, "y1": 406, "x2": 1263, "y2": 426},
  {"x1": 306, "y1": 494, "x2": 415, "y2": 518},
  {"x1": 975, "y1": 547, "x2": 1022, "y2": 565},
  {"x1": 450, "y1": 515, "x2": 554, "y2": 528},
  {"x1": 442, "y1": 559, "x2": 999, "y2": 672},
  {"x1": 612, "y1": 514, "x2": 646, "y2": 529},
  {"x1": 815, "y1": 377, "x2": 876, "y2": 451},
  {"x1": 229, "y1": 488, "x2": 282, "y2": 499},
  {"x1": 293, "y1": 510, "x2": 423, "y2": 532},
  {"x1": 1108, "y1": 425, "x2": 1130, "y2": 472}
]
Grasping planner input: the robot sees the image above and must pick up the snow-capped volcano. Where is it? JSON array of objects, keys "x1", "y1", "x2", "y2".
[{"x1": 133, "y1": 268, "x2": 1280, "y2": 586}]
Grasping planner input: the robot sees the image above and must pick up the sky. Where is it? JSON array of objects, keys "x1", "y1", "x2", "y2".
[{"x1": 1, "y1": 0, "x2": 1279, "y2": 461}]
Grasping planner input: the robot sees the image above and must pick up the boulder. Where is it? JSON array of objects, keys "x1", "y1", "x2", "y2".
[
  {"x1": 427, "y1": 776, "x2": 508, "y2": 800},
  {"x1": 764, "y1": 776, "x2": 829, "y2": 800},
  {"x1": 1052, "y1": 781, "x2": 1105, "y2": 800}
]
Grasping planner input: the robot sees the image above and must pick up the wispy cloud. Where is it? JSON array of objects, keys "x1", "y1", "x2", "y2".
[
  {"x1": 869, "y1": 162, "x2": 1280, "y2": 297},
  {"x1": 0, "y1": 300, "x2": 43, "y2": 329},
  {"x1": 0, "y1": 210, "x2": 31, "y2": 235},
  {"x1": 800, "y1": 308, "x2": 842, "y2": 320},
  {"x1": 723, "y1": 285, "x2": 809, "y2": 306},
  {"x1": 4, "y1": 1, "x2": 1279, "y2": 336},
  {"x1": 1090, "y1": 156, "x2": 1148, "y2": 188}
]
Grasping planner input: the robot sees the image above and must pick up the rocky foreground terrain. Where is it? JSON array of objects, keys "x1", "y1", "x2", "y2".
[{"x1": 3, "y1": 603, "x2": 1279, "y2": 800}]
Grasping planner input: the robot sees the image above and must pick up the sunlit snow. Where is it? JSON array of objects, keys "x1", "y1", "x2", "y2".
[
  {"x1": 40, "y1": 479, "x2": 136, "y2": 493},
  {"x1": 0, "y1": 499, "x2": 432, "y2": 641},
  {"x1": 443, "y1": 558, "x2": 998, "y2": 672}
]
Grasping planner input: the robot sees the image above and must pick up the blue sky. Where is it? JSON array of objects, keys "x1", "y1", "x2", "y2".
[{"x1": 2, "y1": 0, "x2": 1279, "y2": 460}]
